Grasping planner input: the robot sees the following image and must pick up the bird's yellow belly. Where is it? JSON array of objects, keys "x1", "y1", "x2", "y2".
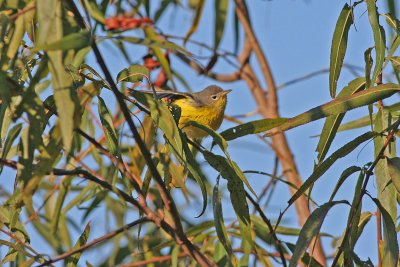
[{"x1": 176, "y1": 102, "x2": 225, "y2": 139}]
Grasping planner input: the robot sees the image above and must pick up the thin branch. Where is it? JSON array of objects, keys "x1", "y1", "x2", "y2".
[
  {"x1": 331, "y1": 117, "x2": 400, "y2": 265},
  {"x1": 38, "y1": 217, "x2": 149, "y2": 266},
  {"x1": 246, "y1": 192, "x2": 288, "y2": 267}
]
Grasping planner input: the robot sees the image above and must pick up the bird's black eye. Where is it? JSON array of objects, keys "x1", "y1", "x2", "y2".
[{"x1": 211, "y1": 95, "x2": 218, "y2": 100}]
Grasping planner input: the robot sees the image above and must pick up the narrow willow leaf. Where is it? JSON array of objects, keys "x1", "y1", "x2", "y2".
[
  {"x1": 337, "y1": 115, "x2": 373, "y2": 132},
  {"x1": 1, "y1": 123, "x2": 22, "y2": 165},
  {"x1": 212, "y1": 177, "x2": 234, "y2": 261},
  {"x1": 342, "y1": 171, "x2": 365, "y2": 264},
  {"x1": 383, "y1": 12, "x2": 400, "y2": 35},
  {"x1": 384, "y1": 36, "x2": 400, "y2": 70},
  {"x1": 317, "y1": 77, "x2": 366, "y2": 163},
  {"x1": 203, "y1": 151, "x2": 253, "y2": 245},
  {"x1": 66, "y1": 223, "x2": 91, "y2": 267},
  {"x1": 329, "y1": 3, "x2": 353, "y2": 98},
  {"x1": 118, "y1": 36, "x2": 192, "y2": 56},
  {"x1": 222, "y1": 83, "x2": 400, "y2": 141},
  {"x1": 184, "y1": 0, "x2": 205, "y2": 44},
  {"x1": 364, "y1": 48, "x2": 373, "y2": 88},
  {"x1": 203, "y1": 151, "x2": 255, "y2": 196},
  {"x1": 187, "y1": 120, "x2": 228, "y2": 152},
  {"x1": 97, "y1": 96, "x2": 119, "y2": 156},
  {"x1": 33, "y1": 31, "x2": 91, "y2": 52},
  {"x1": 39, "y1": 0, "x2": 79, "y2": 153},
  {"x1": 289, "y1": 201, "x2": 348, "y2": 267},
  {"x1": 220, "y1": 118, "x2": 288, "y2": 141},
  {"x1": 144, "y1": 26, "x2": 176, "y2": 89},
  {"x1": 329, "y1": 166, "x2": 362, "y2": 202},
  {"x1": 214, "y1": 0, "x2": 228, "y2": 50},
  {"x1": 286, "y1": 243, "x2": 324, "y2": 267},
  {"x1": 386, "y1": 157, "x2": 400, "y2": 193},
  {"x1": 288, "y1": 131, "x2": 376, "y2": 207},
  {"x1": 370, "y1": 197, "x2": 399, "y2": 267},
  {"x1": 83, "y1": 0, "x2": 105, "y2": 24},
  {"x1": 374, "y1": 110, "x2": 397, "y2": 221},
  {"x1": 116, "y1": 64, "x2": 149, "y2": 84},
  {"x1": 367, "y1": 0, "x2": 386, "y2": 85},
  {"x1": 51, "y1": 177, "x2": 72, "y2": 234}
]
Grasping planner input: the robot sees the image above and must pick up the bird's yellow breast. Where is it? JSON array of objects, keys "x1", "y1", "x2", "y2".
[{"x1": 172, "y1": 97, "x2": 227, "y2": 139}]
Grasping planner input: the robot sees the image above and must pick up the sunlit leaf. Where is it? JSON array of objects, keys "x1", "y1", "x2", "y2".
[
  {"x1": 288, "y1": 131, "x2": 376, "y2": 207},
  {"x1": 184, "y1": 0, "x2": 205, "y2": 44},
  {"x1": 289, "y1": 201, "x2": 348, "y2": 267},
  {"x1": 33, "y1": 31, "x2": 91, "y2": 52},
  {"x1": 317, "y1": 77, "x2": 365, "y2": 163},
  {"x1": 66, "y1": 222, "x2": 91, "y2": 267},
  {"x1": 116, "y1": 64, "x2": 149, "y2": 83},
  {"x1": 370, "y1": 197, "x2": 399, "y2": 267},
  {"x1": 329, "y1": 3, "x2": 353, "y2": 98},
  {"x1": 386, "y1": 157, "x2": 400, "y2": 193},
  {"x1": 367, "y1": 0, "x2": 386, "y2": 85}
]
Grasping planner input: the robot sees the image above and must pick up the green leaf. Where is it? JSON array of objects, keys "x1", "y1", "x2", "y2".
[
  {"x1": 184, "y1": 0, "x2": 205, "y2": 44},
  {"x1": 66, "y1": 222, "x2": 91, "y2": 267},
  {"x1": 220, "y1": 118, "x2": 288, "y2": 141},
  {"x1": 367, "y1": 0, "x2": 386, "y2": 85},
  {"x1": 329, "y1": 3, "x2": 353, "y2": 98},
  {"x1": 384, "y1": 36, "x2": 400, "y2": 70},
  {"x1": 203, "y1": 151, "x2": 253, "y2": 245},
  {"x1": 116, "y1": 64, "x2": 149, "y2": 83},
  {"x1": 97, "y1": 96, "x2": 120, "y2": 156},
  {"x1": 329, "y1": 166, "x2": 362, "y2": 202},
  {"x1": 118, "y1": 36, "x2": 192, "y2": 56},
  {"x1": 386, "y1": 157, "x2": 400, "y2": 193},
  {"x1": 317, "y1": 77, "x2": 365, "y2": 163},
  {"x1": 212, "y1": 177, "x2": 235, "y2": 262},
  {"x1": 0, "y1": 123, "x2": 22, "y2": 168},
  {"x1": 144, "y1": 26, "x2": 176, "y2": 89},
  {"x1": 223, "y1": 83, "x2": 400, "y2": 141},
  {"x1": 288, "y1": 131, "x2": 376, "y2": 207},
  {"x1": 289, "y1": 201, "x2": 348, "y2": 267},
  {"x1": 33, "y1": 31, "x2": 91, "y2": 52},
  {"x1": 374, "y1": 110, "x2": 397, "y2": 221},
  {"x1": 370, "y1": 197, "x2": 399, "y2": 267},
  {"x1": 83, "y1": 0, "x2": 105, "y2": 24},
  {"x1": 187, "y1": 120, "x2": 228, "y2": 152},
  {"x1": 214, "y1": 0, "x2": 228, "y2": 50},
  {"x1": 364, "y1": 47, "x2": 373, "y2": 88}
]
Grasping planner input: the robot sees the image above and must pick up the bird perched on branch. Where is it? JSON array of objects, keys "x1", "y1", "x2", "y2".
[{"x1": 134, "y1": 85, "x2": 232, "y2": 139}]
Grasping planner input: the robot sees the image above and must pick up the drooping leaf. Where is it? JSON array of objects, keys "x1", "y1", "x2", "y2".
[
  {"x1": 289, "y1": 201, "x2": 348, "y2": 267},
  {"x1": 203, "y1": 151, "x2": 253, "y2": 245},
  {"x1": 386, "y1": 157, "x2": 400, "y2": 193},
  {"x1": 367, "y1": 0, "x2": 386, "y2": 85},
  {"x1": 317, "y1": 77, "x2": 366, "y2": 163},
  {"x1": 117, "y1": 36, "x2": 192, "y2": 56},
  {"x1": 329, "y1": 3, "x2": 354, "y2": 98},
  {"x1": 97, "y1": 96, "x2": 120, "y2": 156},
  {"x1": 212, "y1": 177, "x2": 235, "y2": 262},
  {"x1": 184, "y1": 0, "x2": 205, "y2": 44},
  {"x1": 144, "y1": 26, "x2": 176, "y2": 89},
  {"x1": 214, "y1": 0, "x2": 228, "y2": 50},
  {"x1": 329, "y1": 166, "x2": 362, "y2": 202},
  {"x1": 288, "y1": 131, "x2": 376, "y2": 207},
  {"x1": 116, "y1": 64, "x2": 149, "y2": 84},
  {"x1": 65, "y1": 223, "x2": 91, "y2": 267},
  {"x1": 33, "y1": 31, "x2": 91, "y2": 52},
  {"x1": 370, "y1": 197, "x2": 399, "y2": 267}
]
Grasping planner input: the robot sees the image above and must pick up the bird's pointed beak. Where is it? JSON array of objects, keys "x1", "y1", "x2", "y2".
[{"x1": 220, "y1": 89, "x2": 232, "y2": 96}]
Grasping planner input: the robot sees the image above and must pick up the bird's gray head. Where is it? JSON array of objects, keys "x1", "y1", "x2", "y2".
[{"x1": 193, "y1": 85, "x2": 232, "y2": 107}]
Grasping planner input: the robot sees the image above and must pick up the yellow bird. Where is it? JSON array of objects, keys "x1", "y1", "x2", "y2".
[{"x1": 146, "y1": 85, "x2": 232, "y2": 139}]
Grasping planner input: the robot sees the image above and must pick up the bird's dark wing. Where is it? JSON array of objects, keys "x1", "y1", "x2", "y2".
[{"x1": 129, "y1": 89, "x2": 192, "y2": 102}]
